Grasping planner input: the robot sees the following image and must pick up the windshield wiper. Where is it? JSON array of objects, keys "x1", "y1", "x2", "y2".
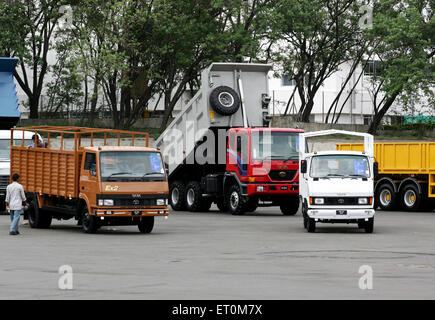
[
  {"x1": 347, "y1": 174, "x2": 367, "y2": 179},
  {"x1": 108, "y1": 172, "x2": 132, "y2": 177},
  {"x1": 143, "y1": 171, "x2": 164, "y2": 177}
]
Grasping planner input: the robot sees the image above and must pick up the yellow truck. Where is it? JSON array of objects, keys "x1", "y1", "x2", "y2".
[
  {"x1": 10, "y1": 126, "x2": 169, "y2": 233},
  {"x1": 337, "y1": 142, "x2": 435, "y2": 211}
]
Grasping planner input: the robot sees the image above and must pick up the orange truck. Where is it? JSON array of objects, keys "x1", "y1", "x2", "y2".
[
  {"x1": 10, "y1": 126, "x2": 169, "y2": 233},
  {"x1": 337, "y1": 142, "x2": 435, "y2": 211}
]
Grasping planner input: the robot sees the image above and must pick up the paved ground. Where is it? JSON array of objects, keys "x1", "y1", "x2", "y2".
[{"x1": 1, "y1": 206, "x2": 435, "y2": 300}]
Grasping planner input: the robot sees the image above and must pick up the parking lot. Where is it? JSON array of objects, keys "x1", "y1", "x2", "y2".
[{"x1": 1, "y1": 207, "x2": 435, "y2": 300}]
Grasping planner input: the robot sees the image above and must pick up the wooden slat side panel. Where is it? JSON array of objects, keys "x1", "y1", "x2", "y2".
[{"x1": 10, "y1": 148, "x2": 79, "y2": 198}]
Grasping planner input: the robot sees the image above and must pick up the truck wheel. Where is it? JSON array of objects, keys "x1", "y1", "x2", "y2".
[
  {"x1": 209, "y1": 86, "x2": 240, "y2": 116},
  {"x1": 307, "y1": 217, "x2": 316, "y2": 233},
  {"x1": 138, "y1": 216, "x2": 154, "y2": 233},
  {"x1": 216, "y1": 198, "x2": 229, "y2": 212},
  {"x1": 28, "y1": 201, "x2": 52, "y2": 228},
  {"x1": 376, "y1": 183, "x2": 397, "y2": 211},
  {"x1": 82, "y1": 207, "x2": 99, "y2": 234},
  {"x1": 400, "y1": 184, "x2": 421, "y2": 212},
  {"x1": 364, "y1": 218, "x2": 374, "y2": 233},
  {"x1": 170, "y1": 180, "x2": 186, "y2": 211},
  {"x1": 227, "y1": 184, "x2": 245, "y2": 215},
  {"x1": 280, "y1": 198, "x2": 299, "y2": 216},
  {"x1": 185, "y1": 181, "x2": 203, "y2": 212}
]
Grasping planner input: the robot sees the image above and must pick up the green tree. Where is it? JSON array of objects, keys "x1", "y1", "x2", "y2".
[
  {"x1": 0, "y1": 0, "x2": 70, "y2": 119},
  {"x1": 365, "y1": 0, "x2": 434, "y2": 134},
  {"x1": 268, "y1": 0, "x2": 372, "y2": 122}
]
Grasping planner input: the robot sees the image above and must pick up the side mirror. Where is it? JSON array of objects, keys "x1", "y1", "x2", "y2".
[
  {"x1": 301, "y1": 160, "x2": 307, "y2": 174},
  {"x1": 90, "y1": 164, "x2": 97, "y2": 177},
  {"x1": 373, "y1": 162, "x2": 379, "y2": 178}
]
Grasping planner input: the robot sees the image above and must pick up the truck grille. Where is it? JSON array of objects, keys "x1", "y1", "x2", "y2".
[
  {"x1": 0, "y1": 175, "x2": 9, "y2": 189},
  {"x1": 97, "y1": 194, "x2": 168, "y2": 207},
  {"x1": 269, "y1": 170, "x2": 296, "y2": 181},
  {"x1": 324, "y1": 197, "x2": 359, "y2": 205},
  {"x1": 114, "y1": 199, "x2": 157, "y2": 207}
]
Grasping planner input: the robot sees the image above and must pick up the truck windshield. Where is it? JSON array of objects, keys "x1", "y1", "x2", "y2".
[
  {"x1": 251, "y1": 131, "x2": 299, "y2": 160},
  {"x1": 100, "y1": 151, "x2": 165, "y2": 181},
  {"x1": 0, "y1": 139, "x2": 33, "y2": 161},
  {"x1": 310, "y1": 155, "x2": 370, "y2": 178}
]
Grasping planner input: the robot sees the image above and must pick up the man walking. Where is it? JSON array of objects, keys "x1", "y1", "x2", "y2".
[{"x1": 5, "y1": 173, "x2": 26, "y2": 235}]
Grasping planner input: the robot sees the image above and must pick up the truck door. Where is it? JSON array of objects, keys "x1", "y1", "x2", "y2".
[{"x1": 80, "y1": 152, "x2": 98, "y2": 205}]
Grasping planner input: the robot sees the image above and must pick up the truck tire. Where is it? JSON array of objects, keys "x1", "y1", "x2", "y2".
[
  {"x1": 307, "y1": 217, "x2": 316, "y2": 232},
  {"x1": 280, "y1": 197, "x2": 299, "y2": 216},
  {"x1": 170, "y1": 180, "x2": 186, "y2": 211},
  {"x1": 364, "y1": 218, "x2": 374, "y2": 233},
  {"x1": 82, "y1": 206, "x2": 99, "y2": 234},
  {"x1": 138, "y1": 216, "x2": 154, "y2": 233},
  {"x1": 400, "y1": 184, "x2": 421, "y2": 212},
  {"x1": 209, "y1": 86, "x2": 240, "y2": 116},
  {"x1": 376, "y1": 183, "x2": 397, "y2": 211},
  {"x1": 28, "y1": 200, "x2": 52, "y2": 228},
  {"x1": 227, "y1": 184, "x2": 246, "y2": 215},
  {"x1": 185, "y1": 181, "x2": 203, "y2": 212}
]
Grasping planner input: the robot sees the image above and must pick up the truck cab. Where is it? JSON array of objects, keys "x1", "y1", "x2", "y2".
[
  {"x1": 225, "y1": 127, "x2": 303, "y2": 214},
  {"x1": 79, "y1": 146, "x2": 169, "y2": 227},
  {"x1": 299, "y1": 130, "x2": 376, "y2": 233}
]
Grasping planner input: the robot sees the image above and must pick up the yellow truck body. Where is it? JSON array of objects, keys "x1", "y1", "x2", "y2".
[{"x1": 337, "y1": 142, "x2": 435, "y2": 210}]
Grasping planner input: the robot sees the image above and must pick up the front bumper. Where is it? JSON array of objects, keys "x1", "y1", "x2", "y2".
[
  {"x1": 307, "y1": 208, "x2": 375, "y2": 220},
  {"x1": 246, "y1": 183, "x2": 299, "y2": 196},
  {"x1": 93, "y1": 207, "x2": 169, "y2": 217}
]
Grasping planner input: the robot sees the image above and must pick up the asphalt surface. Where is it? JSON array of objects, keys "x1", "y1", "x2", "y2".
[{"x1": 1, "y1": 206, "x2": 435, "y2": 300}]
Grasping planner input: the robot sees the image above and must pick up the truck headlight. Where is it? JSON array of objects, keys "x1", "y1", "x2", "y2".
[
  {"x1": 358, "y1": 198, "x2": 368, "y2": 205},
  {"x1": 314, "y1": 198, "x2": 324, "y2": 205},
  {"x1": 103, "y1": 199, "x2": 114, "y2": 206},
  {"x1": 257, "y1": 186, "x2": 264, "y2": 192},
  {"x1": 156, "y1": 199, "x2": 165, "y2": 206},
  {"x1": 98, "y1": 199, "x2": 104, "y2": 206}
]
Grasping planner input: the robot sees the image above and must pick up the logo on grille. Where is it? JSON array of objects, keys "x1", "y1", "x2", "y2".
[
  {"x1": 132, "y1": 199, "x2": 140, "y2": 205},
  {"x1": 132, "y1": 194, "x2": 142, "y2": 198},
  {"x1": 279, "y1": 171, "x2": 287, "y2": 178},
  {"x1": 338, "y1": 198, "x2": 345, "y2": 204}
]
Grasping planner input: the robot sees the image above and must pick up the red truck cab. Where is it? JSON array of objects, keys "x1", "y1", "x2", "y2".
[{"x1": 224, "y1": 127, "x2": 304, "y2": 215}]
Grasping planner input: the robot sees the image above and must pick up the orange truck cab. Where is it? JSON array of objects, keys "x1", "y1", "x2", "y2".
[{"x1": 10, "y1": 126, "x2": 169, "y2": 233}]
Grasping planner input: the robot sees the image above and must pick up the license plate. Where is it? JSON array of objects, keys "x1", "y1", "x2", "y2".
[
  {"x1": 336, "y1": 210, "x2": 347, "y2": 215},
  {"x1": 280, "y1": 186, "x2": 288, "y2": 190}
]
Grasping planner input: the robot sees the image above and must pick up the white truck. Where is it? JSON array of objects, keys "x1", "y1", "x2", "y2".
[{"x1": 298, "y1": 130, "x2": 377, "y2": 233}]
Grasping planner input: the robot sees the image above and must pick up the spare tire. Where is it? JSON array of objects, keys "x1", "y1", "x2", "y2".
[{"x1": 209, "y1": 86, "x2": 240, "y2": 115}]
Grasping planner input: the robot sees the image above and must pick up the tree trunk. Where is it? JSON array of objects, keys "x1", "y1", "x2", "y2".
[
  {"x1": 29, "y1": 96, "x2": 39, "y2": 119},
  {"x1": 368, "y1": 92, "x2": 400, "y2": 135}
]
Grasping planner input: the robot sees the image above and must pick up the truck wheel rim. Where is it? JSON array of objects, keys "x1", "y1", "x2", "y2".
[
  {"x1": 380, "y1": 189, "x2": 391, "y2": 207},
  {"x1": 218, "y1": 92, "x2": 234, "y2": 108},
  {"x1": 171, "y1": 188, "x2": 179, "y2": 205},
  {"x1": 404, "y1": 190, "x2": 416, "y2": 207},
  {"x1": 230, "y1": 191, "x2": 239, "y2": 209},
  {"x1": 187, "y1": 189, "x2": 195, "y2": 207}
]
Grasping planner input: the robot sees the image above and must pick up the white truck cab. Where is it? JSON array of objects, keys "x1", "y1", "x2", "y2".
[
  {"x1": 298, "y1": 130, "x2": 377, "y2": 233},
  {"x1": 0, "y1": 130, "x2": 40, "y2": 210}
]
